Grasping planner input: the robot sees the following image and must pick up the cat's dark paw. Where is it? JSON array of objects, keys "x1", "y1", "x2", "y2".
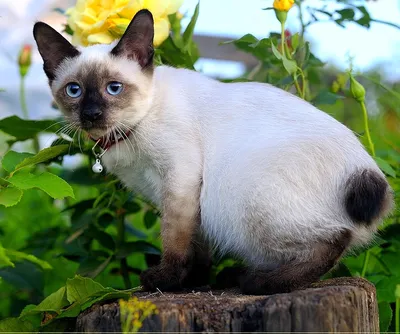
[
  {"x1": 183, "y1": 262, "x2": 212, "y2": 288},
  {"x1": 140, "y1": 264, "x2": 187, "y2": 292}
]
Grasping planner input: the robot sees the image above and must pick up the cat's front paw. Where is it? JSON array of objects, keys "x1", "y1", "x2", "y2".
[{"x1": 140, "y1": 264, "x2": 188, "y2": 292}]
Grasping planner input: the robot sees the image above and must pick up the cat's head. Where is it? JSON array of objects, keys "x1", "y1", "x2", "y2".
[{"x1": 33, "y1": 10, "x2": 155, "y2": 139}]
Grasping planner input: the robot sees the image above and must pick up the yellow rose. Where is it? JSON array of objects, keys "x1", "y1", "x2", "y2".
[
  {"x1": 273, "y1": 0, "x2": 294, "y2": 12},
  {"x1": 66, "y1": 0, "x2": 184, "y2": 47}
]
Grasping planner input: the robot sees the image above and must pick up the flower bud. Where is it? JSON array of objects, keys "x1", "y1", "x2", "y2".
[
  {"x1": 18, "y1": 44, "x2": 32, "y2": 78},
  {"x1": 273, "y1": 0, "x2": 295, "y2": 12},
  {"x1": 349, "y1": 73, "x2": 366, "y2": 103}
]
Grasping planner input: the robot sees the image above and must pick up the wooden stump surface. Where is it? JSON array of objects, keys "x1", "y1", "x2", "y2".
[{"x1": 75, "y1": 277, "x2": 378, "y2": 333}]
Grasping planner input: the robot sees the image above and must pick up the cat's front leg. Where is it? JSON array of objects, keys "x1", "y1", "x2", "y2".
[{"x1": 140, "y1": 173, "x2": 202, "y2": 292}]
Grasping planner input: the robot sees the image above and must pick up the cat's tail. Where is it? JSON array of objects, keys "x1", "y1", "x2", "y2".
[{"x1": 344, "y1": 169, "x2": 394, "y2": 225}]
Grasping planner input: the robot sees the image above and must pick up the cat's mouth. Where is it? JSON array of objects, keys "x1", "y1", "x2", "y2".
[{"x1": 90, "y1": 130, "x2": 131, "y2": 150}]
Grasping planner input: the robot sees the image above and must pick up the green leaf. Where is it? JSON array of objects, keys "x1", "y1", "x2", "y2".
[
  {"x1": 223, "y1": 33, "x2": 258, "y2": 47},
  {"x1": 158, "y1": 37, "x2": 196, "y2": 69},
  {"x1": 0, "y1": 262, "x2": 44, "y2": 294},
  {"x1": 56, "y1": 302, "x2": 81, "y2": 318},
  {"x1": 312, "y1": 91, "x2": 344, "y2": 105},
  {"x1": 0, "y1": 116, "x2": 60, "y2": 141},
  {"x1": 0, "y1": 317, "x2": 36, "y2": 332},
  {"x1": 182, "y1": 2, "x2": 199, "y2": 45},
  {"x1": 80, "y1": 290, "x2": 131, "y2": 311},
  {"x1": 378, "y1": 301, "x2": 393, "y2": 333},
  {"x1": 0, "y1": 243, "x2": 14, "y2": 268},
  {"x1": 116, "y1": 241, "x2": 161, "y2": 259},
  {"x1": 14, "y1": 145, "x2": 69, "y2": 172},
  {"x1": 222, "y1": 34, "x2": 272, "y2": 61},
  {"x1": 270, "y1": 42, "x2": 282, "y2": 60},
  {"x1": 66, "y1": 275, "x2": 105, "y2": 304},
  {"x1": 282, "y1": 57, "x2": 297, "y2": 75},
  {"x1": 144, "y1": 210, "x2": 159, "y2": 229},
  {"x1": 375, "y1": 277, "x2": 399, "y2": 303},
  {"x1": 374, "y1": 157, "x2": 396, "y2": 177},
  {"x1": 5, "y1": 249, "x2": 52, "y2": 270},
  {"x1": 395, "y1": 284, "x2": 400, "y2": 298},
  {"x1": 0, "y1": 187, "x2": 23, "y2": 207},
  {"x1": 336, "y1": 8, "x2": 355, "y2": 21},
  {"x1": 123, "y1": 201, "x2": 142, "y2": 213},
  {"x1": 87, "y1": 227, "x2": 115, "y2": 250},
  {"x1": 77, "y1": 256, "x2": 112, "y2": 278},
  {"x1": 1, "y1": 151, "x2": 34, "y2": 172},
  {"x1": 7, "y1": 171, "x2": 74, "y2": 199},
  {"x1": 291, "y1": 33, "x2": 300, "y2": 51},
  {"x1": 20, "y1": 287, "x2": 69, "y2": 317}
]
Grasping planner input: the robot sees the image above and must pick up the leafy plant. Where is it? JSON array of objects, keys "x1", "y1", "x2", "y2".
[{"x1": 1, "y1": 1, "x2": 400, "y2": 332}]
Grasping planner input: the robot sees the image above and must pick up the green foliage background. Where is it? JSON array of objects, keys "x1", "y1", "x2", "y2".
[{"x1": 1, "y1": 1, "x2": 400, "y2": 332}]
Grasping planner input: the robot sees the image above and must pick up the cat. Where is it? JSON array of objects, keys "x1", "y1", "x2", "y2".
[{"x1": 33, "y1": 9, "x2": 393, "y2": 295}]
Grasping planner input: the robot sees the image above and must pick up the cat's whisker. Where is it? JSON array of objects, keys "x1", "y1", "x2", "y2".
[
  {"x1": 44, "y1": 122, "x2": 77, "y2": 147},
  {"x1": 116, "y1": 121, "x2": 136, "y2": 157},
  {"x1": 78, "y1": 128, "x2": 83, "y2": 153},
  {"x1": 112, "y1": 128, "x2": 120, "y2": 168},
  {"x1": 41, "y1": 119, "x2": 68, "y2": 133},
  {"x1": 69, "y1": 127, "x2": 80, "y2": 155},
  {"x1": 116, "y1": 125, "x2": 135, "y2": 158}
]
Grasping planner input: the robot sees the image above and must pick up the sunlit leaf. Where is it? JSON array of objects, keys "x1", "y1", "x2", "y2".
[
  {"x1": 7, "y1": 171, "x2": 74, "y2": 199},
  {"x1": 14, "y1": 145, "x2": 69, "y2": 172},
  {"x1": 0, "y1": 187, "x2": 23, "y2": 207},
  {"x1": 1, "y1": 151, "x2": 34, "y2": 172},
  {"x1": 0, "y1": 116, "x2": 60, "y2": 141}
]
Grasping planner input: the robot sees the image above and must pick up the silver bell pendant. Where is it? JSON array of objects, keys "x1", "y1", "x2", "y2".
[
  {"x1": 92, "y1": 159, "x2": 103, "y2": 173},
  {"x1": 91, "y1": 139, "x2": 108, "y2": 174}
]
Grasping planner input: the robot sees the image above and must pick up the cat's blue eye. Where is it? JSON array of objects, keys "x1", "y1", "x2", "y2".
[
  {"x1": 66, "y1": 83, "x2": 82, "y2": 98},
  {"x1": 106, "y1": 82, "x2": 123, "y2": 96}
]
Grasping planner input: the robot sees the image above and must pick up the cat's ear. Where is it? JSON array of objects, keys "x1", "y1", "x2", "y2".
[
  {"x1": 33, "y1": 22, "x2": 80, "y2": 81},
  {"x1": 110, "y1": 9, "x2": 154, "y2": 69}
]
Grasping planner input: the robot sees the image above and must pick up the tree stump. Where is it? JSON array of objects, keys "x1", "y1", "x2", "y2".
[{"x1": 75, "y1": 277, "x2": 378, "y2": 332}]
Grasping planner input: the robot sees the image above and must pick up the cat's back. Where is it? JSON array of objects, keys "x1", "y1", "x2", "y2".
[{"x1": 156, "y1": 66, "x2": 351, "y2": 137}]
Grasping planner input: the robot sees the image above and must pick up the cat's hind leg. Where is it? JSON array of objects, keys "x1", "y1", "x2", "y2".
[{"x1": 239, "y1": 229, "x2": 352, "y2": 295}]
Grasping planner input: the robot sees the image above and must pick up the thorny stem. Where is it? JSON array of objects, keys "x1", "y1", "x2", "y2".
[{"x1": 117, "y1": 215, "x2": 131, "y2": 289}]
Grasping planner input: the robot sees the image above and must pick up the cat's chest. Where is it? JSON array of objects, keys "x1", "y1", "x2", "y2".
[{"x1": 102, "y1": 151, "x2": 163, "y2": 207}]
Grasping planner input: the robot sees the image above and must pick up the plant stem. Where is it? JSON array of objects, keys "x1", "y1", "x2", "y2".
[
  {"x1": 396, "y1": 298, "x2": 400, "y2": 334},
  {"x1": 360, "y1": 101, "x2": 375, "y2": 157},
  {"x1": 19, "y1": 76, "x2": 28, "y2": 119},
  {"x1": 280, "y1": 21, "x2": 285, "y2": 58},
  {"x1": 360, "y1": 250, "x2": 370, "y2": 277},
  {"x1": 297, "y1": 0, "x2": 306, "y2": 38},
  {"x1": 299, "y1": 69, "x2": 307, "y2": 98},
  {"x1": 20, "y1": 75, "x2": 40, "y2": 152},
  {"x1": 281, "y1": 20, "x2": 304, "y2": 99},
  {"x1": 117, "y1": 215, "x2": 131, "y2": 289},
  {"x1": 293, "y1": 80, "x2": 302, "y2": 96}
]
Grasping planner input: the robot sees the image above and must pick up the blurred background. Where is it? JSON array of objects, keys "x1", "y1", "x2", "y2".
[
  {"x1": 1, "y1": 1, "x2": 400, "y2": 331},
  {"x1": 1, "y1": 0, "x2": 399, "y2": 120}
]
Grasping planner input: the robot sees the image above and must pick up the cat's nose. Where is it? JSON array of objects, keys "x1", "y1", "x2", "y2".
[{"x1": 82, "y1": 108, "x2": 102, "y2": 121}]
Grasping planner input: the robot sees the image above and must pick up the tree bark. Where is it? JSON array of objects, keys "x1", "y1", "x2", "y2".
[{"x1": 75, "y1": 277, "x2": 378, "y2": 332}]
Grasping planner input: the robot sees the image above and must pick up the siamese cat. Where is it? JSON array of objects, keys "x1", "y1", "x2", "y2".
[{"x1": 33, "y1": 10, "x2": 393, "y2": 295}]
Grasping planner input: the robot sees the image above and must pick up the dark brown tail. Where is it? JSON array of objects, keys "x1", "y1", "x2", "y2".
[{"x1": 345, "y1": 169, "x2": 393, "y2": 225}]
